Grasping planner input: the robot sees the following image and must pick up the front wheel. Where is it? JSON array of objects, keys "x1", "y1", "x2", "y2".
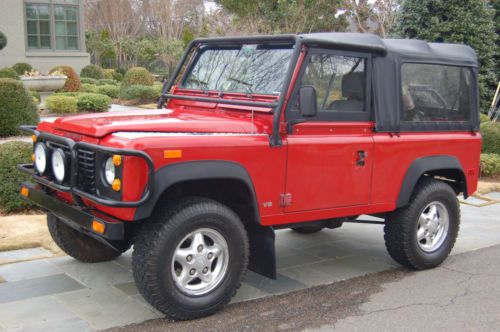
[
  {"x1": 384, "y1": 179, "x2": 460, "y2": 270},
  {"x1": 132, "y1": 198, "x2": 249, "y2": 320}
]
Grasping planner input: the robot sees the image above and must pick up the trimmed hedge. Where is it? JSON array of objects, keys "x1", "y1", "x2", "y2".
[
  {"x1": 0, "y1": 78, "x2": 38, "y2": 136},
  {"x1": 30, "y1": 90, "x2": 40, "y2": 104},
  {"x1": 98, "y1": 79, "x2": 117, "y2": 85},
  {"x1": 480, "y1": 153, "x2": 500, "y2": 177},
  {"x1": 120, "y1": 84, "x2": 160, "y2": 103},
  {"x1": 481, "y1": 121, "x2": 500, "y2": 155},
  {"x1": 96, "y1": 85, "x2": 120, "y2": 98},
  {"x1": 103, "y1": 69, "x2": 114, "y2": 80},
  {"x1": 82, "y1": 83, "x2": 98, "y2": 93},
  {"x1": 80, "y1": 77, "x2": 98, "y2": 85},
  {"x1": 76, "y1": 93, "x2": 111, "y2": 112},
  {"x1": 122, "y1": 67, "x2": 153, "y2": 88},
  {"x1": 80, "y1": 64, "x2": 104, "y2": 80},
  {"x1": 45, "y1": 95, "x2": 78, "y2": 114},
  {"x1": 12, "y1": 63, "x2": 32, "y2": 75},
  {"x1": 50, "y1": 65, "x2": 81, "y2": 92},
  {"x1": 0, "y1": 67, "x2": 19, "y2": 80},
  {"x1": 111, "y1": 71, "x2": 123, "y2": 82},
  {"x1": 0, "y1": 141, "x2": 35, "y2": 213}
]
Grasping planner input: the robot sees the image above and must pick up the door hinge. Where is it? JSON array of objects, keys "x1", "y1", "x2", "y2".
[{"x1": 280, "y1": 193, "x2": 292, "y2": 207}]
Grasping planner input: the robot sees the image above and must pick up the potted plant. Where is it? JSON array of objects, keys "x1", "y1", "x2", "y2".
[{"x1": 21, "y1": 70, "x2": 67, "y2": 109}]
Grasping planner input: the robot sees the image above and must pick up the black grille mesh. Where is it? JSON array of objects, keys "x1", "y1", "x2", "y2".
[{"x1": 77, "y1": 149, "x2": 96, "y2": 193}]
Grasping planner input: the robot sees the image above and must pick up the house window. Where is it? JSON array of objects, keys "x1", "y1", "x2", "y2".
[{"x1": 25, "y1": 2, "x2": 80, "y2": 51}]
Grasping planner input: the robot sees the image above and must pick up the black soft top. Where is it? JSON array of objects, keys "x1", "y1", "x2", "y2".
[{"x1": 299, "y1": 32, "x2": 478, "y2": 67}]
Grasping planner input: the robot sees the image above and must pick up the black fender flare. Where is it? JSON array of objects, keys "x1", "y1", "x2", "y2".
[{"x1": 396, "y1": 155, "x2": 467, "y2": 208}]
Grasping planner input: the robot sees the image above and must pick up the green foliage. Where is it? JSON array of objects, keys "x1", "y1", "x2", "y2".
[
  {"x1": 0, "y1": 31, "x2": 6, "y2": 51},
  {"x1": 76, "y1": 93, "x2": 111, "y2": 112},
  {"x1": 394, "y1": 0, "x2": 498, "y2": 109},
  {"x1": 82, "y1": 83, "x2": 98, "y2": 93},
  {"x1": 481, "y1": 121, "x2": 500, "y2": 154},
  {"x1": 96, "y1": 84, "x2": 120, "y2": 98},
  {"x1": 111, "y1": 71, "x2": 123, "y2": 82},
  {"x1": 0, "y1": 68, "x2": 19, "y2": 80},
  {"x1": 480, "y1": 113, "x2": 490, "y2": 123},
  {"x1": 103, "y1": 69, "x2": 114, "y2": 79},
  {"x1": 45, "y1": 95, "x2": 78, "y2": 114},
  {"x1": 12, "y1": 63, "x2": 32, "y2": 75},
  {"x1": 0, "y1": 142, "x2": 35, "y2": 213},
  {"x1": 122, "y1": 67, "x2": 154, "y2": 88},
  {"x1": 480, "y1": 153, "x2": 500, "y2": 177},
  {"x1": 80, "y1": 77, "x2": 98, "y2": 85},
  {"x1": 85, "y1": 30, "x2": 117, "y2": 69},
  {"x1": 50, "y1": 65, "x2": 81, "y2": 92},
  {"x1": 54, "y1": 92, "x2": 81, "y2": 97},
  {"x1": 80, "y1": 64, "x2": 104, "y2": 80},
  {"x1": 182, "y1": 27, "x2": 195, "y2": 47},
  {"x1": 98, "y1": 79, "x2": 117, "y2": 85},
  {"x1": 120, "y1": 84, "x2": 161, "y2": 103},
  {"x1": 30, "y1": 90, "x2": 40, "y2": 105},
  {"x1": 0, "y1": 78, "x2": 38, "y2": 136}
]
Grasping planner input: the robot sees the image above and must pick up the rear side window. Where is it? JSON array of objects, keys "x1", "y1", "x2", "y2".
[{"x1": 401, "y1": 63, "x2": 472, "y2": 123}]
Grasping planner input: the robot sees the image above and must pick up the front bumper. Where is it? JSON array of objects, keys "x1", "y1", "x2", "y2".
[{"x1": 20, "y1": 182, "x2": 130, "y2": 251}]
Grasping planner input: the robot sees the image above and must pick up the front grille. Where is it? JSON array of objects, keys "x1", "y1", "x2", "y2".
[{"x1": 77, "y1": 148, "x2": 96, "y2": 193}]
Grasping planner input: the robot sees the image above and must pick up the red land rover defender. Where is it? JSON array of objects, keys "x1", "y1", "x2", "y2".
[{"x1": 19, "y1": 33, "x2": 481, "y2": 320}]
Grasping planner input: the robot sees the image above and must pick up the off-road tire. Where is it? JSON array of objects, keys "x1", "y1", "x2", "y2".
[
  {"x1": 384, "y1": 179, "x2": 460, "y2": 270},
  {"x1": 292, "y1": 225, "x2": 324, "y2": 234},
  {"x1": 47, "y1": 213, "x2": 121, "y2": 262},
  {"x1": 132, "y1": 197, "x2": 249, "y2": 320}
]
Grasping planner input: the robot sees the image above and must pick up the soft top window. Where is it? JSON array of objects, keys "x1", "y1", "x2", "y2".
[{"x1": 401, "y1": 63, "x2": 472, "y2": 124}]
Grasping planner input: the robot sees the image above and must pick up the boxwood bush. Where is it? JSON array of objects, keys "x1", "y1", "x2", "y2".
[
  {"x1": 98, "y1": 79, "x2": 117, "y2": 85},
  {"x1": 45, "y1": 95, "x2": 78, "y2": 114},
  {"x1": 0, "y1": 78, "x2": 38, "y2": 136},
  {"x1": 80, "y1": 77, "x2": 98, "y2": 85},
  {"x1": 480, "y1": 153, "x2": 500, "y2": 177},
  {"x1": 120, "y1": 84, "x2": 160, "y2": 103},
  {"x1": 30, "y1": 90, "x2": 40, "y2": 104},
  {"x1": 0, "y1": 141, "x2": 35, "y2": 213},
  {"x1": 111, "y1": 71, "x2": 123, "y2": 82},
  {"x1": 12, "y1": 62, "x2": 32, "y2": 75},
  {"x1": 76, "y1": 93, "x2": 111, "y2": 112},
  {"x1": 50, "y1": 65, "x2": 81, "y2": 92},
  {"x1": 82, "y1": 83, "x2": 98, "y2": 93},
  {"x1": 122, "y1": 67, "x2": 153, "y2": 88},
  {"x1": 103, "y1": 69, "x2": 114, "y2": 80},
  {"x1": 80, "y1": 64, "x2": 104, "y2": 80},
  {"x1": 96, "y1": 85, "x2": 120, "y2": 98},
  {"x1": 0, "y1": 67, "x2": 19, "y2": 80},
  {"x1": 481, "y1": 122, "x2": 500, "y2": 155}
]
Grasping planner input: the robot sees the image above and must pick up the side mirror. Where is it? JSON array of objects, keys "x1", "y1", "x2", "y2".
[{"x1": 299, "y1": 85, "x2": 317, "y2": 117}]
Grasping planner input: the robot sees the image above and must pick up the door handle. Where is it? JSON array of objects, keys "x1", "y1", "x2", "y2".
[{"x1": 356, "y1": 151, "x2": 366, "y2": 167}]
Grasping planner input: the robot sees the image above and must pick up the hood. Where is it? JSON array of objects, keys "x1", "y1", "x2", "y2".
[{"x1": 48, "y1": 108, "x2": 272, "y2": 138}]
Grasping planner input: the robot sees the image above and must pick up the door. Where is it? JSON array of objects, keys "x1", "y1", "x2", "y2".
[{"x1": 284, "y1": 49, "x2": 374, "y2": 212}]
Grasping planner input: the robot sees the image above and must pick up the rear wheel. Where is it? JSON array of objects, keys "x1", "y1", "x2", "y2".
[
  {"x1": 384, "y1": 179, "x2": 460, "y2": 269},
  {"x1": 47, "y1": 213, "x2": 121, "y2": 262},
  {"x1": 132, "y1": 198, "x2": 249, "y2": 320}
]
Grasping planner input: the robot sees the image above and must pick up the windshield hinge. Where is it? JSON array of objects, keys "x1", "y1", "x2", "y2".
[{"x1": 280, "y1": 193, "x2": 292, "y2": 207}]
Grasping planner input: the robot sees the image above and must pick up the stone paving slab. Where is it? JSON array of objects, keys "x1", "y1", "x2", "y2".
[
  {"x1": 0, "y1": 248, "x2": 53, "y2": 265},
  {"x1": 0, "y1": 200, "x2": 498, "y2": 331}
]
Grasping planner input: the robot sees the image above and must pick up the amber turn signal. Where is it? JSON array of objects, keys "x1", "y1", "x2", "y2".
[
  {"x1": 92, "y1": 220, "x2": 105, "y2": 234},
  {"x1": 31, "y1": 135, "x2": 37, "y2": 143},
  {"x1": 112, "y1": 155, "x2": 122, "y2": 166},
  {"x1": 112, "y1": 178, "x2": 121, "y2": 191},
  {"x1": 164, "y1": 150, "x2": 182, "y2": 159},
  {"x1": 20, "y1": 187, "x2": 29, "y2": 197},
  {"x1": 31, "y1": 154, "x2": 35, "y2": 162}
]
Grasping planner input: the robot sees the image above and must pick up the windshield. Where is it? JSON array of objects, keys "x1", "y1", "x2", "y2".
[{"x1": 180, "y1": 44, "x2": 294, "y2": 95}]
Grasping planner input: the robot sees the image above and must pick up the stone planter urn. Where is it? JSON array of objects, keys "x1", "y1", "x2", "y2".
[{"x1": 21, "y1": 75, "x2": 67, "y2": 109}]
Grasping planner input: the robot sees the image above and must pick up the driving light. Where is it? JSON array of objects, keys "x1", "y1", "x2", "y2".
[
  {"x1": 51, "y1": 148, "x2": 67, "y2": 183},
  {"x1": 104, "y1": 157, "x2": 115, "y2": 184},
  {"x1": 34, "y1": 143, "x2": 48, "y2": 174}
]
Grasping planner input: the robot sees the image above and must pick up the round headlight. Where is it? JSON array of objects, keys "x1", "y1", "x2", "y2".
[
  {"x1": 51, "y1": 148, "x2": 67, "y2": 183},
  {"x1": 34, "y1": 143, "x2": 48, "y2": 174},
  {"x1": 104, "y1": 157, "x2": 115, "y2": 185}
]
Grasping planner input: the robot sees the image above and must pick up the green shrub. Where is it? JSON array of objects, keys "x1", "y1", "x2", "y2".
[
  {"x1": 480, "y1": 113, "x2": 490, "y2": 123},
  {"x1": 50, "y1": 65, "x2": 81, "y2": 92},
  {"x1": 30, "y1": 90, "x2": 40, "y2": 104},
  {"x1": 98, "y1": 79, "x2": 117, "y2": 86},
  {"x1": 82, "y1": 83, "x2": 98, "y2": 93},
  {"x1": 481, "y1": 122, "x2": 500, "y2": 155},
  {"x1": 0, "y1": 67, "x2": 19, "y2": 80},
  {"x1": 45, "y1": 95, "x2": 77, "y2": 114},
  {"x1": 111, "y1": 71, "x2": 123, "y2": 82},
  {"x1": 0, "y1": 141, "x2": 35, "y2": 213},
  {"x1": 76, "y1": 93, "x2": 111, "y2": 112},
  {"x1": 0, "y1": 78, "x2": 38, "y2": 136},
  {"x1": 80, "y1": 77, "x2": 98, "y2": 85},
  {"x1": 96, "y1": 85, "x2": 120, "y2": 98},
  {"x1": 54, "y1": 92, "x2": 81, "y2": 97},
  {"x1": 122, "y1": 67, "x2": 153, "y2": 88},
  {"x1": 120, "y1": 84, "x2": 160, "y2": 103},
  {"x1": 103, "y1": 69, "x2": 114, "y2": 80},
  {"x1": 12, "y1": 62, "x2": 33, "y2": 75},
  {"x1": 80, "y1": 64, "x2": 104, "y2": 80},
  {"x1": 0, "y1": 31, "x2": 7, "y2": 51},
  {"x1": 116, "y1": 67, "x2": 127, "y2": 76},
  {"x1": 480, "y1": 153, "x2": 500, "y2": 177}
]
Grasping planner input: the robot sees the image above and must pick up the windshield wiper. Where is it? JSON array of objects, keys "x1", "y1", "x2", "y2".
[
  {"x1": 186, "y1": 77, "x2": 209, "y2": 91},
  {"x1": 228, "y1": 77, "x2": 253, "y2": 94}
]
